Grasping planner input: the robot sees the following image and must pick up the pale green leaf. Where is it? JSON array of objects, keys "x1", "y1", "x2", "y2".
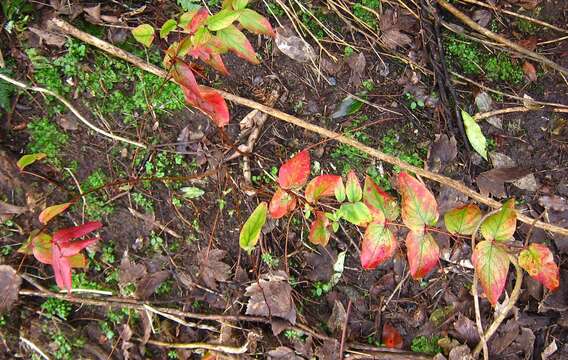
[
  {"x1": 239, "y1": 202, "x2": 267, "y2": 254},
  {"x1": 132, "y1": 24, "x2": 155, "y2": 47},
  {"x1": 180, "y1": 186, "x2": 205, "y2": 199},
  {"x1": 462, "y1": 110, "x2": 487, "y2": 160},
  {"x1": 160, "y1": 19, "x2": 177, "y2": 39}
]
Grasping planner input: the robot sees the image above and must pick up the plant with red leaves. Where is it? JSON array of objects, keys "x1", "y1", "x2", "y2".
[
  {"x1": 19, "y1": 221, "x2": 102, "y2": 293},
  {"x1": 240, "y1": 149, "x2": 560, "y2": 307},
  {"x1": 131, "y1": 1, "x2": 275, "y2": 127}
]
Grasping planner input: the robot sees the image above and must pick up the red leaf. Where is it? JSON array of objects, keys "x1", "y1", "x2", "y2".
[
  {"x1": 278, "y1": 150, "x2": 310, "y2": 189},
  {"x1": 398, "y1": 172, "x2": 438, "y2": 233},
  {"x1": 309, "y1": 211, "x2": 331, "y2": 246},
  {"x1": 269, "y1": 188, "x2": 297, "y2": 219},
  {"x1": 363, "y1": 176, "x2": 399, "y2": 221},
  {"x1": 53, "y1": 221, "x2": 102, "y2": 243},
  {"x1": 305, "y1": 175, "x2": 342, "y2": 204},
  {"x1": 59, "y1": 238, "x2": 99, "y2": 257},
  {"x1": 199, "y1": 87, "x2": 230, "y2": 127},
  {"x1": 185, "y1": 7, "x2": 209, "y2": 34},
  {"x1": 31, "y1": 233, "x2": 53, "y2": 265},
  {"x1": 518, "y1": 243, "x2": 559, "y2": 291},
  {"x1": 472, "y1": 240, "x2": 510, "y2": 305},
  {"x1": 360, "y1": 218, "x2": 397, "y2": 270},
  {"x1": 406, "y1": 230, "x2": 439, "y2": 279},
  {"x1": 382, "y1": 323, "x2": 403, "y2": 349},
  {"x1": 39, "y1": 203, "x2": 71, "y2": 224},
  {"x1": 52, "y1": 245, "x2": 72, "y2": 292},
  {"x1": 173, "y1": 60, "x2": 201, "y2": 98}
]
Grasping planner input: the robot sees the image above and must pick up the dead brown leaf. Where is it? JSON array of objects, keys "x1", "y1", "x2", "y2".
[
  {"x1": 345, "y1": 52, "x2": 366, "y2": 88},
  {"x1": 29, "y1": 27, "x2": 66, "y2": 48},
  {"x1": 118, "y1": 323, "x2": 134, "y2": 360},
  {"x1": 245, "y1": 271, "x2": 296, "y2": 326},
  {"x1": 539, "y1": 195, "x2": 568, "y2": 212},
  {"x1": 198, "y1": 249, "x2": 230, "y2": 290},
  {"x1": 454, "y1": 314, "x2": 480, "y2": 347},
  {"x1": 0, "y1": 201, "x2": 27, "y2": 222},
  {"x1": 315, "y1": 339, "x2": 340, "y2": 360},
  {"x1": 473, "y1": 9, "x2": 492, "y2": 27},
  {"x1": 506, "y1": 0, "x2": 542, "y2": 10},
  {"x1": 327, "y1": 300, "x2": 347, "y2": 335},
  {"x1": 522, "y1": 61, "x2": 537, "y2": 81},
  {"x1": 83, "y1": 5, "x2": 101, "y2": 23},
  {"x1": 427, "y1": 134, "x2": 457, "y2": 173},
  {"x1": 476, "y1": 167, "x2": 532, "y2": 198},
  {"x1": 119, "y1": 252, "x2": 147, "y2": 285},
  {"x1": 379, "y1": 9, "x2": 412, "y2": 50},
  {"x1": 268, "y1": 346, "x2": 300, "y2": 359},
  {"x1": 0, "y1": 265, "x2": 22, "y2": 312},
  {"x1": 135, "y1": 271, "x2": 170, "y2": 299},
  {"x1": 518, "y1": 37, "x2": 537, "y2": 52}
]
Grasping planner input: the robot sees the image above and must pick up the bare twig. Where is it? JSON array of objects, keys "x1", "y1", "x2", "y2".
[
  {"x1": 0, "y1": 73, "x2": 147, "y2": 149},
  {"x1": 475, "y1": 106, "x2": 568, "y2": 120},
  {"x1": 140, "y1": 338, "x2": 249, "y2": 354},
  {"x1": 20, "y1": 336, "x2": 51, "y2": 360},
  {"x1": 339, "y1": 299, "x2": 352, "y2": 359},
  {"x1": 437, "y1": 0, "x2": 568, "y2": 75},
  {"x1": 50, "y1": 18, "x2": 568, "y2": 237},
  {"x1": 458, "y1": 0, "x2": 568, "y2": 34}
]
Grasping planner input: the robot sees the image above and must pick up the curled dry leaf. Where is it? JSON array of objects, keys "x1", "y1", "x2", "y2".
[
  {"x1": 0, "y1": 265, "x2": 22, "y2": 312},
  {"x1": 199, "y1": 249, "x2": 230, "y2": 290},
  {"x1": 379, "y1": 9, "x2": 412, "y2": 50},
  {"x1": 275, "y1": 26, "x2": 316, "y2": 63},
  {"x1": 427, "y1": 134, "x2": 457, "y2": 173},
  {"x1": 135, "y1": 271, "x2": 170, "y2": 299},
  {"x1": 522, "y1": 61, "x2": 537, "y2": 82},
  {"x1": 119, "y1": 252, "x2": 147, "y2": 285}
]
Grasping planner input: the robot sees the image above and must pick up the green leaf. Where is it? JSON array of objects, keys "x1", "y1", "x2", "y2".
[
  {"x1": 232, "y1": 0, "x2": 249, "y2": 10},
  {"x1": 461, "y1": 110, "x2": 487, "y2": 160},
  {"x1": 177, "y1": 0, "x2": 201, "y2": 11},
  {"x1": 444, "y1": 204, "x2": 482, "y2": 235},
  {"x1": 239, "y1": 202, "x2": 268, "y2": 254},
  {"x1": 339, "y1": 202, "x2": 373, "y2": 226},
  {"x1": 132, "y1": 24, "x2": 155, "y2": 47},
  {"x1": 17, "y1": 153, "x2": 46, "y2": 170},
  {"x1": 207, "y1": 9, "x2": 240, "y2": 31},
  {"x1": 180, "y1": 186, "x2": 205, "y2": 199},
  {"x1": 160, "y1": 19, "x2": 178, "y2": 39},
  {"x1": 216, "y1": 25, "x2": 259, "y2": 64},
  {"x1": 480, "y1": 199, "x2": 516, "y2": 242},
  {"x1": 334, "y1": 178, "x2": 346, "y2": 203}
]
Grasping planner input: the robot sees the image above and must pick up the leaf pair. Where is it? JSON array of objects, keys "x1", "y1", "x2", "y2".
[{"x1": 19, "y1": 222, "x2": 103, "y2": 292}]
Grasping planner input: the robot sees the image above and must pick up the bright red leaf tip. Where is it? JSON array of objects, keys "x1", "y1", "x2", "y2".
[
  {"x1": 278, "y1": 150, "x2": 310, "y2": 189},
  {"x1": 406, "y1": 230, "x2": 440, "y2": 280},
  {"x1": 269, "y1": 188, "x2": 297, "y2": 219},
  {"x1": 53, "y1": 221, "x2": 103, "y2": 243},
  {"x1": 472, "y1": 240, "x2": 510, "y2": 305},
  {"x1": 398, "y1": 172, "x2": 438, "y2": 233},
  {"x1": 382, "y1": 323, "x2": 403, "y2": 349},
  {"x1": 185, "y1": 7, "x2": 209, "y2": 34},
  {"x1": 305, "y1": 175, "x2": 342, "y2": 204},
  {"x1": 518, "y1": 243, "x2": 559, "y2": 291}
]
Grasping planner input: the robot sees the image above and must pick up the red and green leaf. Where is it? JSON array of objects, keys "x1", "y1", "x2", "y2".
[
  {"x1": 406, "y1": 231, "x2": 440, "y2": 279},
  {"x1": 518, "y1": 243, "x2": 559, "y2": 291},
  {"x1": 237, "y1": 9, "x2": 275, "y2": 36},
  {"x1": 444, "y1": 204, "x2": 482, "y2": 236},
  {"x1": 309, "y1": 211, "x2": 331, "y2": 246},
  {"x1": 339, "y1": 202, "x2": 373, "y2": 227},
  {"x1": 480, "y1": 199, "x2": 516, "y2": 242},
  {"x1": 17, "y1": 153, "x2": 46, "y2": 171},
  {"x1": 31, "y1": 233, "x2": 53, "y2": 265},
  {"x1": 39, "y1": 203, "x2": 71, "y2": 225},
  {"x1": 335, "y1": 178, "x2": 346, "y2": 203},
  {"x1": 305, "y1": 175, "x2": 342, "y2": 204},
  {"x1": 363, "y1": 175, "x2": 399, "y2": 221},
  {"x1": 360, "y1": 220, "x2": 397, "y2": 270},
  {"x1": 345, "y1": 170, "x2": 362, "y2": 203},
  {"x1": 216, "y1": 25, "x2": 259, "y2": 64},
  {"x1": 278, "y1": 150, "x2": 310, "y2": 189},
  {"x1": 239, "y1": 202, "x2": 267, "y2": 254},
  {"x1": 398, "y1": 172, "x2": 438, "y2": 233},
  {"x1": 269, "y1": 188, "x2": 297, "y2": 219},
  {"x1": 181, "y1": 7, "x2": 209, "y2": 34},
  {"x1": 472, "y1": 240, "x2": 510, "y2": 305},
  {"x1": 207, "y1": 9, "x2": 240, "y2": 31}
]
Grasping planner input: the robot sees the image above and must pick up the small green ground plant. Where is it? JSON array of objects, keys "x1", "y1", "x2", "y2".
[{"x1": 240, "y1": 150, "x2": 560, "y2": 306}]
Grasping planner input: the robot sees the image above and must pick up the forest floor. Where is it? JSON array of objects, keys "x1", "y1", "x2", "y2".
[{"x1": 0, "y1": 0, "x2": 567, "y2": 359}]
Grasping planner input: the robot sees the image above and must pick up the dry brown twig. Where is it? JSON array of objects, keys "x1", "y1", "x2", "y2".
[
  {"x1": 49, "y1": 18, "x2": 568, "y2": 237},
  {"x1": 475, "y1": 106, "x2": 568, "y2": 120},
  {"x1": 437, "y1": 0, "x2": 568, "y2": 75}
]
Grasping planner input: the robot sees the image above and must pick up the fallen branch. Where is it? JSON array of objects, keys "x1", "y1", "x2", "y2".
[
  {"x1": 437, "y1": 0, "x2": 568, "y2": 75},
  {"x1": 475, "y1": 106, "x2": 568, "y2": 121},
  {"x1": 50, "y1": 18, "x2": 568, "y2": 237},
  {"x1": 140, "y1": 338, "x2": 249, "y2": 354},
  {"x1": 0, "y1": 73, "x2": 147, "y2": 149}
]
